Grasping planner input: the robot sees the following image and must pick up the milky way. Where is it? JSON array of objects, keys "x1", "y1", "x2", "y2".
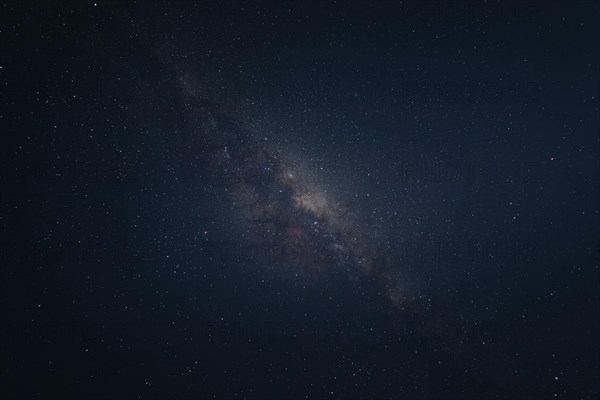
[
  {"x1": 177, "y1": 98, "x2": 423, "y2": 311},
  {"x1": 136, "y1": 22, "x2": 426, "y2": 310}
]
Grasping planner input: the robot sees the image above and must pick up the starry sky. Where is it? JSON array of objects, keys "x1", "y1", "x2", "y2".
[{"x1": 1, "y1": 1, "x2": 599, "y2": 399}]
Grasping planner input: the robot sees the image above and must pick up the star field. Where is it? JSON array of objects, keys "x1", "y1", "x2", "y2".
[{"x1": 1, "y1": 1, "x2": 599, "y2": 399}]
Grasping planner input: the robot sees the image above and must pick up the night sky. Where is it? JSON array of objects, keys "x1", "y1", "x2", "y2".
[{"x1": 1, "y1": 1, "x2": 599, "y2": 399}]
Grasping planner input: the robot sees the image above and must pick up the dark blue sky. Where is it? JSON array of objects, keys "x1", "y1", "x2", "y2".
[{"x1": 1, "y1": 1, "x2": 599, "y2": 399}]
